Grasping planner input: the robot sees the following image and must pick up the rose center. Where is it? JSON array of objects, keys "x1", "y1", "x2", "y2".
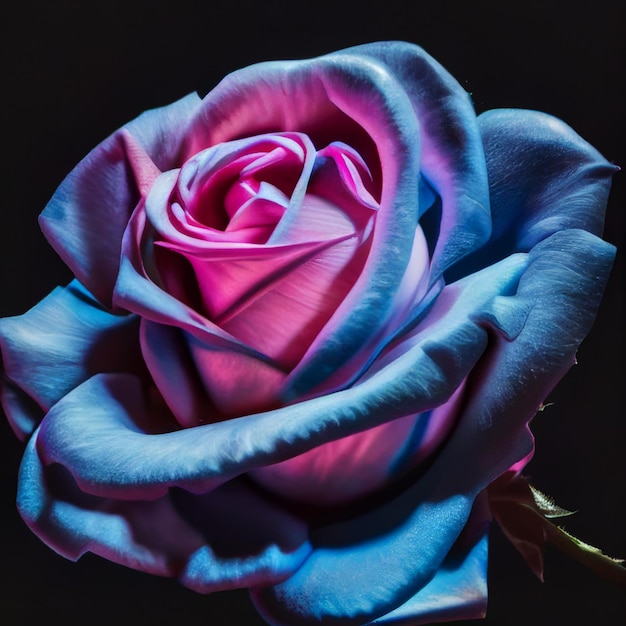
[{"x1": 146, "y1": 131, "x2": 381, "y2": 417}]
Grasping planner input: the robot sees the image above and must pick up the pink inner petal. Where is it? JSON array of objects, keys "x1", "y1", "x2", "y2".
[
  {"x1": 172, "y1": 133, "x2": 311, "y2": 230},
  {"x1": 316, "y1": 141, "x2": 379, "y2": 208},
  {"x1": 168, "y1": 236, "x2": 354, "y2": 321},
  {"x1": 250, "y1": 380, "x2": 467, "y2": 506},
  {"x1": 287, "y1": 222, "x2": 431, "y2": 398},
  {"x1": 221, "y1": 228, "x2": 370, "y2": 368},
  {"x1": 224, "y1": 183, "x2": 290, "y2": 238},
  {"x1": 185, "y1": 334, "x2": 287, "y2": 418},
  {"x1": 138, "y1": 129, "x2": 391, "y2": 418},
  {"x1": 146, "y1": 134, "x2": 380, "y2": 368},
  {"x1": 250, "y1": 412, "x2": 420, "y2": 506},
  {"x1": 269, "y1": 160, "x2": 378, "y2": 246},
  {"x1": 120, "y1": 130, "x2": 162, "y2": 197}
]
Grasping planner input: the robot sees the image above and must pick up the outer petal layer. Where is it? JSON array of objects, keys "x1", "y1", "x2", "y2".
[
  {"x1": 0, "y1": 280, "x2": 144, "y2": 439},
  {"x1": 479, "y1": 109, "x2": 616, "y2": 244},
  {"x1": 250, "y1": 230, "x2": 614, "y2": 625},
  {"x1": 447, "y1": 108, "x2": 618, "y2": 280},
  {"x1": 368, "y1": 528, "x2": 489, "y2": 625},
  {"x1": 17, "y1": 435, "x2": 312, "y2": 591},
  {"x1": 35, "y1": 254, "x2": 526, "y2": 500},
  {"x1": 39, "y1": 94, "x2": 202, "y2": 307}
]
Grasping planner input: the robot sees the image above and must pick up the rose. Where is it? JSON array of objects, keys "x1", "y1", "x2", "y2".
[{"x1": 0, "y1": 41, "x2": 616, "y2": 625}]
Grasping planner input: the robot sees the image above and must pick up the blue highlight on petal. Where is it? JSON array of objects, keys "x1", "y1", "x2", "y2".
[
  {"x1": 369, "y1": 522, "x2": 489, "y2": 625},
  {"x1": 0, "y1": 279, "x2": 144, "y2": 439}
]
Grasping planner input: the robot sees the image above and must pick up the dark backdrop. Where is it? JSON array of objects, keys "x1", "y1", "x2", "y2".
[{"x1": 1, "y1": 1, "x2": 624, "y2": 625}]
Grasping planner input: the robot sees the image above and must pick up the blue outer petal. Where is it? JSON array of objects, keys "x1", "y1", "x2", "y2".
[
  {"x1": 38, "y1": 93, "x2": 202, "y2": 308},
  {"x1": 362, "y1": 491, "x2": 490, "y2": 626},
  {"x1": 248, "y1": 229, "x2": 614, "y2": 625},
  {"x1": 447, "y1": 108, "x2": 617, "y2": 280},
  {"x1": 0, "y1": 280, "x2": 144, "y2": 439},
  {"x1": 0, "y1": 379, "x2": 43, "y2": 444},
  {"x1": 17, "y1": 435, "x2": 312, "y2": 591},
  {"x1": 480, "y1": 109, "x2": 616, "y2": 243},
  {"x1": 368, "y1": 531, "x2": 488, "y2": 626}
]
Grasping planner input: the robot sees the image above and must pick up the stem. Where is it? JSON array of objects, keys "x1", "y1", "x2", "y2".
[{"x1": 543, "y1": 522, "x2": 626, "y2": 587}]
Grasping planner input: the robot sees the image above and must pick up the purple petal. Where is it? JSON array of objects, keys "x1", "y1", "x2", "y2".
[
  {"x1": 343, "y1": 41, "x2": 492, "y2": 280},
  {"x1": 39, "y1": 94, "x2": 202, "y2": 307}
]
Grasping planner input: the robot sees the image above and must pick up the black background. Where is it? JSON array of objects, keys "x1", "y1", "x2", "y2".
[{"x1": 1, "y1": 1, "x2": 624, "y2": 624}]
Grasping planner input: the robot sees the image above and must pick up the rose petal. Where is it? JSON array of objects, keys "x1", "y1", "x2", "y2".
[
  {"x1": 17, "y1": 435, "x2": 311, "y2": 591},
  {"x1": 480, "y1": 109, "x2": 617, "y2": 244},
  {"x1": 0, "y1": 280, "x2": 144, "y2": 439},
  {"x1": 189, "y1": 234, "x2": 357, "y2": 325},
  {"x1": 175, "y1": 132, "x2": 315, "y2": 236},
  {"x1": 314, "y1": 141, "x2": 379, "y2": 210},
  {"x1": 224, "y1": 186, "x2": 289, "y2": 241},
  {"x1": 250, "y1": 412, "x2": 422, "y2": 506},
  {"x1": 269, "y1": 145, "x2": 377, "y2": 246},
  {"x1": 446, "y1": 108, "x2": 619, "y2": 280},
  {"x1": 115, "y1": 191, "x2": 261, "y2": 355},
  {"x1": 173, "y1": 479, "x2": 312, "y2": 592},
  {"x1": 185, "y1": 332, "x2": 287, "y2": 417},
  {"x1": 0, "y1": 379, "x2": 44, "y2": 441},
  {"x1": 36, "y1": 253, "x2": 527, "y2": 500},
  {"x1": 127, "y1": 168, "x2": 368, "y2": 406},
  {"x1": 39, "y1": 94, "x2": 202, "y2": 308},
  {"x1": 366, "y1": 509, "x2": 489, "y2": 625},
  {"x1": 140, "y1": 320, "x2": 212, "y2": 428},
  {"x1": 249, "y1": 230, "x2": 614, "y2": 625},
  {"x1": 17, "y1": 433, "x2": 205, "y2": 573},
  {"x1": 117, "y1": 202, "x2": 302, "y2": 417},
  {"x1": 220, "y1": 199, "x2": 369, "y2": 368},
  {"x1": 343, "y1": 41, "x2": 492, "y2": 281},
  {"x1": 185, "y1": 49, "x2": 425, "y2": 397},
  {"x1": 286, "y1": 226, "x2": 434, "y2": 403},
  {"x1": 252, "y1": 494, "x2": 490, "y2": 626},
  {"x1": 250, "y1": 382, "x2": 466, "y2": 506},
  {"x1": 145, "y1": 168, "x2": 359, "y2": 324}
]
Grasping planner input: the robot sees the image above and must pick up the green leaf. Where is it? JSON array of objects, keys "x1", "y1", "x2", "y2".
[
  {"x1": 544, "y1": 523, "x2": 626, "y2": 586},
  {"x1": 529, "y1": 484, "x2": 576, "y2": 519},
  {"x1": 487, "y1": 472, "x2": 626, "y2": 586}
]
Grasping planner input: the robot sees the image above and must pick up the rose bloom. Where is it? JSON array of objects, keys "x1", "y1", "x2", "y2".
[{"x1": 0, "y1": 42, "x2": 616, "y2": 625}]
